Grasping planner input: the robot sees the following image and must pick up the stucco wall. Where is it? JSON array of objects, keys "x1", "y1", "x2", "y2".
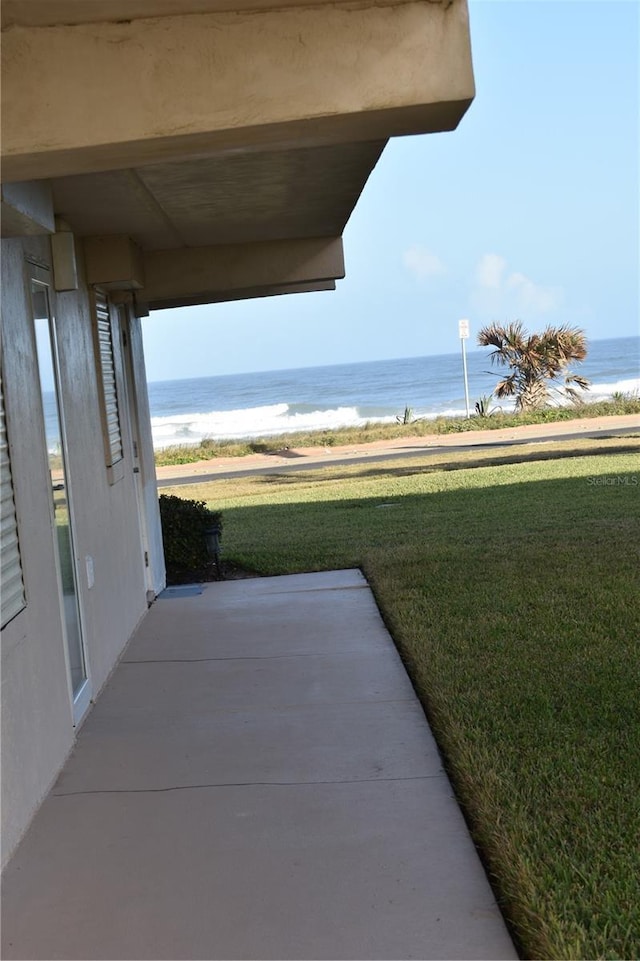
[
  {"x1": 128, "y1": 312, "x2": 166, "y2": 597},
  {"x1": 1, "y1": 235, "x2": 154, "y2": 865},
  {"x1": 1, "y1": 236, "x2": 75, "y2": 867}
]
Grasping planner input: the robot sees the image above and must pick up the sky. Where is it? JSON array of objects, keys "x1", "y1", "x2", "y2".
[{"x1": 142, "y1": 0, "x2": 639, "y2": 382}]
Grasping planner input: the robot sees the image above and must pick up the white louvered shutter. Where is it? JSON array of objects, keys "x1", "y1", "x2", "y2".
[
  {"x1": 1, "y1": 371, "x2": 26, "y2": 628},
  {"x1": 94, "y1": 290, "x2": 124, "y2": 471}
]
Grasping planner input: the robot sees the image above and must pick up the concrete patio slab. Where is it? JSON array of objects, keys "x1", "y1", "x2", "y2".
[
  {"x1": 2, "y1": 570, "x2": 517, "y2": 961},
  {"x1": 125, "y1": 569, "x2": 388, "y2": 662},
  {"x1": 53, "y1": 697, "x2": 443, "y2": 794},
  {"x1": 91, "y1": 650, "x2": 415, "y2": 716}
]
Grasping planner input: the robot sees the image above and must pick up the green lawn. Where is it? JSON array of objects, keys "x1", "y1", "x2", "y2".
[{"x1": 163, "y1": 437, "x2": 640, "y2": 960}]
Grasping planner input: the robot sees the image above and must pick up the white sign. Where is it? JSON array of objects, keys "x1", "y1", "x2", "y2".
[{"x1": 458, "y1": 318, "x2": 470, "y2": 340}]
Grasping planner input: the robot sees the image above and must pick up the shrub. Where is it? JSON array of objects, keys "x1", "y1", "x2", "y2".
[
  {"x1": 396, "y1": 405, "x2": 415, "y2": 425},
  {"x1": 159, "y1": 494, "x2": 222, "y2": 583},
  {"x1": 474, "y1": 394, "x2": 499, "y2": 417}
]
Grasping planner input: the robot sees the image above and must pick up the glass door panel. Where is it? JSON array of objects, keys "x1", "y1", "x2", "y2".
[{"x1": 30, "y1": 273, "x2": 89, "y2": 707}]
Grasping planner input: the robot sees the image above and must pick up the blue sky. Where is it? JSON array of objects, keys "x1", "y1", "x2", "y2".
[{"x1": 142, "y1": 0, "x2": 639, "y2": 382}]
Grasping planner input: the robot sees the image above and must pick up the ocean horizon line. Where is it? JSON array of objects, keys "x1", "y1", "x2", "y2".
[{"x1": 145, "y1": 333, "x2": 639, "y2": 386}]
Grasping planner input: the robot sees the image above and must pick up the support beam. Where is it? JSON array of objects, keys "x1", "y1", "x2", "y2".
[
  {"x1": 141, "y1": 237, "x2": 344, "y2": 307},
  {"x1": 147, "y1": 280, "x2": 336, "y2": 311},
  {"x1": 1, "y1": 1, "x2": 474, "y2": 182},
  {"x1": 84, "y1": 235, "x2": 145, "y2": 289},
  {"x1": 0, "y1": 181, "x2": 54, "y2": 235}
]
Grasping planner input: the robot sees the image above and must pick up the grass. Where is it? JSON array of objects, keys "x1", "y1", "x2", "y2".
[
  {"x1": 161, "y1": 435, "x2": 640, "y2": 960},
  {"x1": 153, "y1": 396, "x2": 640, "y2": 466}
]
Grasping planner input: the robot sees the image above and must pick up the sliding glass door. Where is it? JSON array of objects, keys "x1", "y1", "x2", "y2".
[{"x1": 30, "y1": 263, "x2": 91, "y2": 721}]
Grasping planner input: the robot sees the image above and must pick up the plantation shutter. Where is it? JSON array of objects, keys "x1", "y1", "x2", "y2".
[
  {"x1": 0, "y1": 370, "x2": 26, "y2": 628},
  {"x1": 93, "y1": 290, "x2": 124, "y2": 478}
]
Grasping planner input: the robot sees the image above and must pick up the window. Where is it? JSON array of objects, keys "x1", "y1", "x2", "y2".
[
  {"x1": 92, "y1": 289, "x2": 125, "y2": 484},
  {"x1": 1, "y1": 368, "x2": 26, "y2": 628}
]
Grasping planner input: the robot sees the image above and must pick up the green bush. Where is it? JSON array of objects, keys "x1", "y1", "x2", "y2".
[{"x1": 159, "y1": 494, "x2": 222, "y2": 583}]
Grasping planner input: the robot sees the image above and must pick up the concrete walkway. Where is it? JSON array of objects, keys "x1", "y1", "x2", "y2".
[{"x1": 2, "y1": 570, "x2": 517, "y2": 961}]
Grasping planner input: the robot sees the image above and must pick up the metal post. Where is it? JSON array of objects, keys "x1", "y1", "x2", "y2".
[
  {"x1": 458, "y1": 319, "x2": 471, "y2": 418},
  {"x1": 461, "y1": 338, "x2": 470, "y2": 418}
]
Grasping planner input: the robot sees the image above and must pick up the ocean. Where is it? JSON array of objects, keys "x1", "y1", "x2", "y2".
[{"x1": 146, "y1": 335, "x2": 639, "y2": 449}]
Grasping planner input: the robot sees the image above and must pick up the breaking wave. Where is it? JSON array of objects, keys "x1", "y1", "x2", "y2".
[
  {"x1": 150, "y1": 403, "x2": 399, "y2": 448},
  {"x1": 149, "y1": 374, "x2": 639, "y2": 449}
]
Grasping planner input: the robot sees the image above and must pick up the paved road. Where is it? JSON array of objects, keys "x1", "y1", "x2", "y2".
[{"x1": 157, "y1": 423, "x2": 638, "y2": 487}]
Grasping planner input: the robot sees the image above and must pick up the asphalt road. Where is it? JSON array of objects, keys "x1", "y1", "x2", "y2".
[{"x1": 157, "y1": 424, "x2": 638, "y2": 487}]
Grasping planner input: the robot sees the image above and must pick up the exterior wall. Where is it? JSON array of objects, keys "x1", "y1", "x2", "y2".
[
  {"x1": 127, "y1": 313, "x2": 166, "y2": 598},
  {"x1": 1, "y1": 234, "x2": 161, "y2": 865},
  {"x1": 1, "y1": 236, "x2": 74, "y2": 868}
]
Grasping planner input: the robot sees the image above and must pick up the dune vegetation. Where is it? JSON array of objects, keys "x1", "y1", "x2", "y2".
[{"x1": 154, "y1": 395, "x2": 640, "y2": 466}]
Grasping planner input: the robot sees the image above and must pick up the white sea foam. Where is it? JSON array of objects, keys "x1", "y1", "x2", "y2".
[
  {"x1": 149, "y1": 374, "x2": 639, "y2": 449},
  {"x1": 151, "y1": 403, "x2": 398, "y2": 448},
  {"x1": 586, "y1": 377, "x2": 640, "y2": 399}
]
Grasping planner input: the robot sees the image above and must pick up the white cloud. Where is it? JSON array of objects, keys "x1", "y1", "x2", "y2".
[
  {"x1": 475, "y1": 253, "x2": 506, "y2": 289},
  {"x1": 505, "y1": 272, "x2": 562, "y2": 313},
  {"x1": 403, "y1": 245, "x2": 446, "y2": 279},
  {"x1": 471, "y1": 254, "x2": 563, "y2": 317}
]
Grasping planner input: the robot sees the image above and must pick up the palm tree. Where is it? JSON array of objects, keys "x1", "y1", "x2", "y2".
[{"x1": 477, "y1": 321, "x2": 590, "y2": 412}]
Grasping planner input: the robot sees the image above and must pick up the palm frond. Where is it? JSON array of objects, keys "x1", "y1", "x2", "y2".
[
  {"x1": 478, "y1": 321, "x2": 527, "y2": 368},
  {"x1": 493, "y1": 374, "x2": 518, "y2": 399},
  {"x1": 563, "y1": 386, "x2": 585, "y2": 404},
  {"x1": 565, "y1": 374, "x2": 591, "y2": 390}
]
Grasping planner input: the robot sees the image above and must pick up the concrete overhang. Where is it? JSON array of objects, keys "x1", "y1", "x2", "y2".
[
  {"x1": 0, "y1": 0, "x2": 399, "y2": 28},
  {"x1": 1, "y1": 1, "x2": 474, "y2": 183},
  {"x1": 49, "y1": 143, "x2": 386, "y2": 251},
  {"x1": 146, "y1": 281, "x2": 336, "y2": 312},
  {"x1": 1, "y1": 0, "x2": 474, "y2": 310}
]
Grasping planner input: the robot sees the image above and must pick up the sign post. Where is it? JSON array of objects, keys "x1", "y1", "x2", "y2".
[{"x1": 458, "y1": 319, "x2": 471, "y2": 419}]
